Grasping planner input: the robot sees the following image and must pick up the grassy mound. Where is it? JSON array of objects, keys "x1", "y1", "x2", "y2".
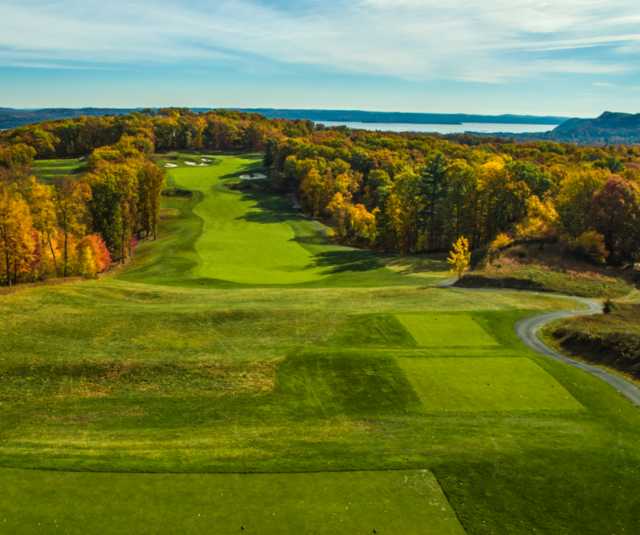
[
  {"x1": 458, "y1": 244, "x2": 634, "y2": 298},
  {"x1": 547, "y1": 303, "x2": 640, "y2": 380}
]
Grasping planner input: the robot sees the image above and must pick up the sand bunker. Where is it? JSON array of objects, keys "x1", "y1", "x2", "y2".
[
  {"x1": 164, "y1": 163, "x2": 178, "y2": 168},
  {"x1": 185, "y1": 161, "x2": 197, "y2": 166},
  {"x1": 239, "y1": 173, "x2": 267, "y2": 180}
]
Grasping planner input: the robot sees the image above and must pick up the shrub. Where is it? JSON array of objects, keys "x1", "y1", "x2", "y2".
[
  {"x1": 569, "y1": 230, "x2": 609, "y2": 264},
  {"x1": 489, "y1": 233, "x2": 514, "y2": 258}
]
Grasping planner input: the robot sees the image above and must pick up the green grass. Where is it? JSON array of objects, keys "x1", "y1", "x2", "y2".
[
  {"x1": 120, "y1": 153, "x2": 448, "y2": 288},
  {"x1": 396, "y1": 313, "x2": 498, "y2": 347},
  {"x1": 2, "y1": 153, "x2": 640, "y2": 533},
  {"x1": 32, "y1": 157, "x2": 86, "y2": 183},
  {"x1": 0, "y1": 469, "x2": 464, "y2": 535},
  {"x1": 329, "y1": 314, "x2": 417, "y2": 347},
  {"x1": 399, "y1": 357, "x2": 583, "y2": 412}
]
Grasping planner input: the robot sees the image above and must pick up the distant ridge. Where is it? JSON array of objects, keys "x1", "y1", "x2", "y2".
[
  {"x1": 0, "y1": 107, "x2": 567, "y2": 130},
  {"x1": 480, "y1": 111, "x2": 640, "y2": 145},
  {"x1": 549, "y1": 111, "x2": 640, "y2": 143},
  {"x1": 0, "y1": 107, "x2": 142, "y2": 129},
  {"x1": 234, "y1": 108, "x2": 567, "y2": 126}
]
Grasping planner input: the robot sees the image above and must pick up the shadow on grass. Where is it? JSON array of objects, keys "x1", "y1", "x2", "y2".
[
  {"x1": 313, "y1": 250, "x2": 383, "y2": 273},
  {"x1": 233, "y1": 183, "x2": 386, "y2": 275}
]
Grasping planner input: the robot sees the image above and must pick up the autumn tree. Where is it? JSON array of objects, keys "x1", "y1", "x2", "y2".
[
  {"x1": 53, "y1": 178, "x2": 91, "y2": 276},
  {"x1": 137, "y1": 161, "x2": 165, "y2": 239},
  {"x1": 447, "y1": 236, "x2": 471, "y2": 279},
  {"x1": 515, "y1": 195, "x2": 559, "y2": 241},
  {"x1": 0, "y1": 185, "x2": 35, "y2": 285},
  {"x1": 20, "y1": 177, "x2": 59, "y2": 276},
  {"x1": 591, "y1": 177, "x2": 640, "y2": 263}
]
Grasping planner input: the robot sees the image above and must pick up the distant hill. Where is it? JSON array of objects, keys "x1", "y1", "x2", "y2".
[
  {"x1": 4, "y1": 107, "x2": 638, "y2": 145},
  {"x1": 0, "y1": 107, "x2": 566, "y2": 130},
  {"x1": 474, "y1": 111, "x2": 640, "y2": 145},
  {"x1": 0, "y1": 107, "x2": 139, "y2": 129},
  {"x1": 235, "y1": 108, "x2": 566, "y2": 126},
  {"x1": 549, "y1": 111, "x2": 640, "y2": 144}
]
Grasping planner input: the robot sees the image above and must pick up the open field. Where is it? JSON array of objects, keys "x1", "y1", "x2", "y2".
[{"x1": 1, "y1": 154, "x2": 639, "y2": 533}]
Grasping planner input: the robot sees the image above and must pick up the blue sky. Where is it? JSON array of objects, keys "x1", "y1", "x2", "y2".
[{"x1": 2, "y1": 0, "x2": 640, "y2": 116}]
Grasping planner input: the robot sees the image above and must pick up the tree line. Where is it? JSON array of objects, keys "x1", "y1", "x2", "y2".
[
  {"x1": 0, "y1": 109, "x2": 305, "y2": 286},
  {"x1": 0, "y1": 137, "x2": 165, "y2": 285},
  {"x1": 2, "y1": 108, "x2": 639, "y2": 285},
  {"x1": 265, "y1": 127, "x2": 640, "y2": 264}
]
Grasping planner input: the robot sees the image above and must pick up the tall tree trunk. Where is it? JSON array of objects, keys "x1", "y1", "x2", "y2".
[
  {"x1": 47, "y1": 233, "x2": 58, "y2": 275},
  {"x1": 4, "y1": 247, "x2": 10, "y2": 287},
  {"x1": 63, "y1": 230, "x2": 68, "y2": 278}
]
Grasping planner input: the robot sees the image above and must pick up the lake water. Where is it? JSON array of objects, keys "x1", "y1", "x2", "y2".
[{"x1": 318, "y1": 120, "x2": 558, "y2": 134}]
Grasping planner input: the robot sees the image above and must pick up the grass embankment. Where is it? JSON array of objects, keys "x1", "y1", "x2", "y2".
[
  {"x1": 546, "y1": 303, "x2": 640, "y2": 380},
  {"x1": 457, "y1": 245, "x2": 634, "y2": 298},
  {"x1": 1, "y1": 154, "x2": 639, "y2": 534}
]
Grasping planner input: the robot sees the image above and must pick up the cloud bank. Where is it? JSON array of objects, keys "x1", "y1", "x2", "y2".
[{"x1": 2, "y1": 0, "x2": 639, "y2": 83}]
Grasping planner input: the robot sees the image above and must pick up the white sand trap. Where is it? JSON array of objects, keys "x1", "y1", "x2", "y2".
[
  {"x1": 201, "y1": 158, "x2": 212, "y2": 162},
  {"x1": 239, "y1": 172, "x2": 268, "y2": 180},
  {"x1": 185, "y1": 161, "x2": 197, "y2": 166},
  {"x1": 164, "y1": 163, "x2": 178, "y2": 168}
]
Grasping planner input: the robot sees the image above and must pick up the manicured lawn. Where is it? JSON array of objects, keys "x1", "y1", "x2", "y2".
[
  {"x1": 0, "y1": 469, "x2": 464, "y2": 535},
  {"x1": 2, "y1": 153, "x2": 639, "y2": 533},
  {"x1": 120, "y1": 153, "x2": 448, "y2": 288},
  {"x1": 396, "y1": 313, "x2": 498, "y2": 347},
  {"x1": 399, "y1": 357, "x2": 583, "y2": 412},
  {"x1": 32, "y1": 157, "x2": 86, "y2": 182}
]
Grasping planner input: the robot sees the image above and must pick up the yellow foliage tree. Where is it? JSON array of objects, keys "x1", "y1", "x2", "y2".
[
  {"x1": 447, "y1": 236, "x2": 471, "y2": 279},
  {"x1": 489, "y1": 232, "x2": 514, "y2": 254},
  {"x1": 0, "y1": 186, "x2": 36, "y2": 286},
  {"x1": 327, "y1": 192, "x2": 349, "y2": 238},
  {"x1": 348, "y1": 203, "x2": 377, "y2": 245},
  {"x1": 515, "y1": 195, "x2": 559, "y2": 240}
]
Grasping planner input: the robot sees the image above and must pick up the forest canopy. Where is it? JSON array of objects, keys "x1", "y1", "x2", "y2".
[{"x1": 1, "y1": 108, "x2": 639, "y2": 286}]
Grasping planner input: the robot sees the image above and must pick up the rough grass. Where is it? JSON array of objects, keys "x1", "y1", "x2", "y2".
[
  {"x1": 459, "y1": 252, "x2": 634, "y2": 298},
  {"x1": 399, "y1": 357, "x2": 584, "y2": 412}
]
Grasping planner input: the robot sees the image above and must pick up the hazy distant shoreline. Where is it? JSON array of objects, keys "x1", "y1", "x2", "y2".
[
  {"x1": 0, "y1": 107, "x2": 568, "y2": 130},
  {"x1": 316, "y1": 120, "x2": 558, "y2": 135}
]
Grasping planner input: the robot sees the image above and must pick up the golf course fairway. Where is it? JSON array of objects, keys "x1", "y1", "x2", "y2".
[{"x1": 1, "y1": 154, "x2": 639, "y2": 534}]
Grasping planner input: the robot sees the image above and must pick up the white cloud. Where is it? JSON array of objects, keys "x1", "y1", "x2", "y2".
[{"x1": 1, "y1": 0, "x2": 639, "y2": 83}]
